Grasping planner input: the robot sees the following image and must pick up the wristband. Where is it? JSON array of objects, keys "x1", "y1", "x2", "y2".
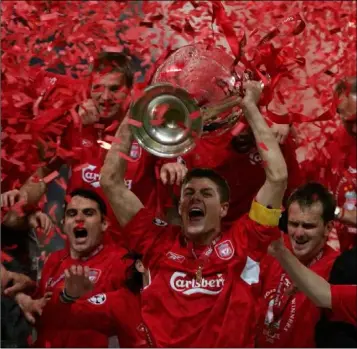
[{"x1": 60, "y1": 289, "x2": 79, "y2": 304}]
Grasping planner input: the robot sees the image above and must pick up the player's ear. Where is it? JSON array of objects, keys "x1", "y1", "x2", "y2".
[
  {"x1": 101, "y1": 217, "x2": 108, "y2": 231},
  {"x1": 220, "y1": 202, "x2": 229, "y2": 218},
  {"x1": 178, "y1": 200, "x2": 182, "y2": 217},
  {"x1": 324, "y1": 220, "x2": 333, "y2": 237}
]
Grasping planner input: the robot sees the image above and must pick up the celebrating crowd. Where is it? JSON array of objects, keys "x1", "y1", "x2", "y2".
[{"x1": 1, "y1": 37, "x2": 357, "y2": 349}]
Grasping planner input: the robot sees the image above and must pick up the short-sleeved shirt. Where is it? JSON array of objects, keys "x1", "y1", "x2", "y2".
[
  {"x1": 175, "y1": 133, "x2": 301, "y2": 227},
  {"x1": 256, "y1": 236, "x2": 339, "y2": 348},
  {"x1": 35, "y1": 243, "x2": 129, "y2": 348},
  {"x1": 123, "y1": 200, "x2": 281, "y2": 347}
]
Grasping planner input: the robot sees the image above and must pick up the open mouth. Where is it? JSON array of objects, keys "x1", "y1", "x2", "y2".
[
  {"x1": 74, "y1": 228, "x2": 88, "y2": 239},
  {"x1": 188, "y1": 207, "x2": 205, "y2": 221}
]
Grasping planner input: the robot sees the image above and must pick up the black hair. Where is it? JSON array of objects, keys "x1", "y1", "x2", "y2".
[
  {"x1": 122, "y1": 251, "x2": 144, "y2": 294},
  {"x1": 92, "y1": 51, "x2": 134, "y2": 88},
  {"x1": 286, "y1": 182, "x2": 336, "y2": 224},
  {"x1": 182, "y1": 168, "x2": 230, "y2": 203},
  {"x1": 64, "y1": 188, "x2": 107, "y2": 217}
]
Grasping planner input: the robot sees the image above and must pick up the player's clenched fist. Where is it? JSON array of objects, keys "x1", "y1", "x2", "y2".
[{"x1": 160, "y1": 162, "x2": 188, "y2": 186}]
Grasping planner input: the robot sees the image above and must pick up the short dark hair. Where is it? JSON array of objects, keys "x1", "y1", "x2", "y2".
[
  {"x1": 335, "y1": 76, "x2": 357, "y2": 96},
  {"x1": 182, "y1": 168, "x2": 230, "y2": 203},
  {"x1": 65, "y1": 188, "x2": 107, "y2": 217},
  {"x1": 92, "y1": 51, "x2": 134, "y2": 88},
  {"x1": 123, "y1": 251, "x2": 143, "y2": 294},
  {"x1": 286, "y1": 182, "x2": 336, "y2": 224}
]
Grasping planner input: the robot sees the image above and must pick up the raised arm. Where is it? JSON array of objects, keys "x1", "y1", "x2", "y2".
[
  {"x1": 19, "y1": 166, "x2": 50, "y2": 206},
  {"x1": 269, "y1": 239, "x2": 332, "y2": 309},
  {"x1": 241, "y1": 81, "x2": 288, "y2": 208},
  {"x1": 100, "y1": 116, "x2": 144, "y2": 227}
]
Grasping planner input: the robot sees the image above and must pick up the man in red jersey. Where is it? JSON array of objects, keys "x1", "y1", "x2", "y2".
[
  {"x1": 14, "y1": 188, "x2": 139, "y2": 348},
  {"x1": 23, "y1": 255, "x2": 153, "y2": 348},
  {"x1": 268, "y1": 238, "x2": 357, "y2": 327},
  {"x1": 256, "y1": 182, "x2": 339, "y2": 348},
  {"x1": 302, "y1": 77, "x2": 357, "y2": 251},
  {"x1": 157, "y1": 116, "x2": 301, "y2": 230},
  {"x1": 20, "y1": 52, "x2": 175, "y2": 246},
  {"x1": 100, "y1": 80, "x2": 288, "y2": 347}
]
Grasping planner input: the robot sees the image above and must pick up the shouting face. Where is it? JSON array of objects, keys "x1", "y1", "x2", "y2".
[
  {"x1": 90, "y1": 71, "x2": 127, "y2": 119},
  {"x1": 63, "y1": 195, "x2": 108, "y2": 258},
  {"x1": 287, "y1": 201, "x2": 331, "y2": 263},
  {"x1": 179, "y1": 177, "x2": 229, "y2": 244}
]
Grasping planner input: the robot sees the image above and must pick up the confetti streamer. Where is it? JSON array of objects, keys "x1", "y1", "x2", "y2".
[
  {"x1": 43, "y1": 171, "x2": 60, "y2": 184},
  {"x1": 1, "y1": 0, "x2": 356, "y2": 255}
]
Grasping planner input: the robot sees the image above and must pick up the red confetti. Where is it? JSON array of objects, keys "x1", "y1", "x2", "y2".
[
  {"x1": 258, "y1": 142, "x2": 269, "y2": 151},
  {"x1": 118, "y1": 151, "x2": 136, "y2": 162},
  {"x1": 231, "y1": 122, "x2": 248, "y2": 136},
  {"x1": 189, "y1": 110, "x2": 201, "y2": 120},
  {"x1": 1, "y1": 0, "x2": 356, "y2": 259},
  {"x1": 73, "y1": 163, "x2": 90, "y2": 172},
  {"x1": 40, "y1": 13, "x2": 59, "y2": 22},
  {"x1": 1, "y1": 252, "x2": 13, "y2": 263},
  {"x1": 54, "y1": 177, "x2": 67, "y2": 191},
  {"x1": 64, "y1": 194, "x2": 72, "y2": 203},
  {"x1": 43, "y1": 171, "x2": 60, "y2": 184},
  {"x1": 104, "y1": 135, "x2": 122, "y2": 145},
  {"x1": 48, "y1": 203, "x2": 58, "y2": 221},
  {"x1": 126, "y1": 118, "x2": 143, "y2": 128}
]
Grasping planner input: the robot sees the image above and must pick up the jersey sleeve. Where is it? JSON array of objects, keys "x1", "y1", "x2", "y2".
[
  {"x1": 232, "y1": 200, "x2": 282, "y2": 261},
  {"x1": 123, "y1": 208, "x2": 176, "y2": 267},
  {"x1": 43, "y1": 289, "x2": 148, "y2": 347},
  {"x1": 330, "y1": 285, "x2": 357, "y2": 326},
  {"x1": 46, "y1": 291, "x2": 120, "y2": 334}
]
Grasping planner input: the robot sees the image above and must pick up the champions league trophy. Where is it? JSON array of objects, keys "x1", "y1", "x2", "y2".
[{"x1": 130, "y1": 44, "x2": 257, "y2": 158}]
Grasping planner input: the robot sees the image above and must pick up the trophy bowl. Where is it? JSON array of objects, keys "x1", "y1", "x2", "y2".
[{"x1": 130, "y1": 44, "x2": 244, "y2": 158}]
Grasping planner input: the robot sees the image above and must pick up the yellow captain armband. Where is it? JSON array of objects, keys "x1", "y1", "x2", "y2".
[{"x1": 248, "y1": 200, "x2": 282, "y2": 226}]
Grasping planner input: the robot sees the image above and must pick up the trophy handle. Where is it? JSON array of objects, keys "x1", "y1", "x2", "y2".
[{"x1": 200, "y1": 95, "x2": 242, "y2": 123}]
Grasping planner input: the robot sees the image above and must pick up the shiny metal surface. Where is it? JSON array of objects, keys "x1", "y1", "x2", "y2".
[
  {"x1": 129, "y1": 44, "x2": 249, "y2": 157},
  {"x1": 130, "y1": 83, "x2": 203, "y2": 158}
]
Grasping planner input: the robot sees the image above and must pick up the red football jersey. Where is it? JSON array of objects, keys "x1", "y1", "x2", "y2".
[
  {"x1": 34, "y1": 243, "x2": 133, "y2": 348},
  {"x1": 62, "y1": 124, "x2": 166, "y2": 245},
  {"x1": 330, "y1": 284, "x2": 357, "y2": 326},
  {"x1": 43, "y1": 288, "x2": 151, "y2": 348},
  {"x1": 256, "y1": 236, "x2": 339, "y2": 348},
  {"x1": 178, "y1": 133, "x2": 301, "y2": 228},
  {"x1": 123, "y1": 201, "x2": 281, "y2": 347}
]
